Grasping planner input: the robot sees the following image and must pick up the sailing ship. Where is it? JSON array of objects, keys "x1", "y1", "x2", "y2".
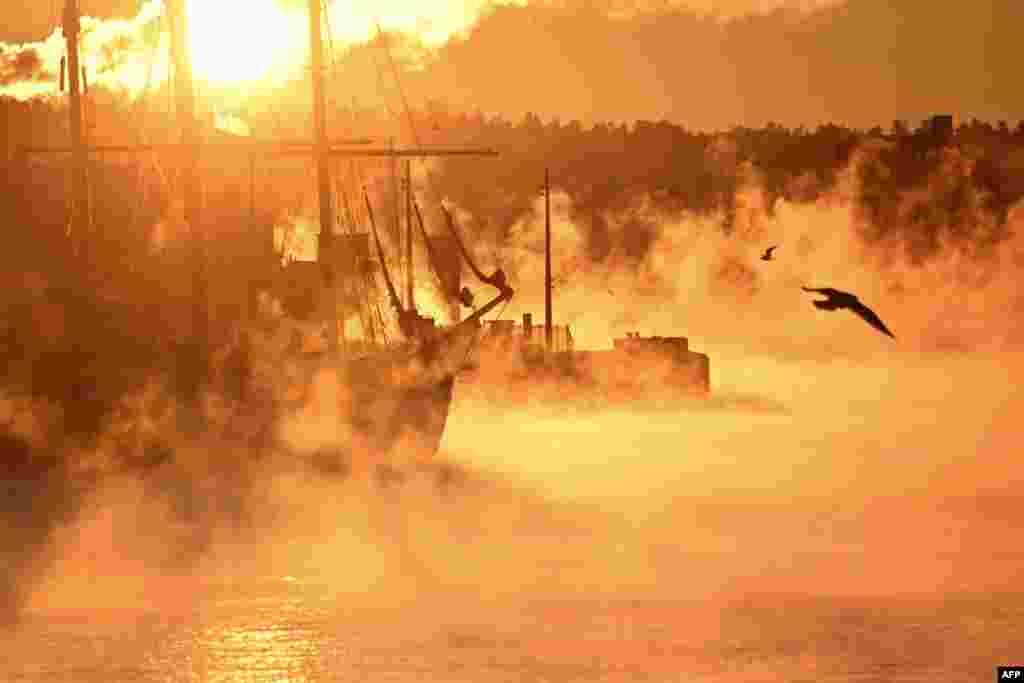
[
  {"x1": 273, "y1": 178, "x2": 514, "y2": 470},
  {"x1": 39, "y1": 0, "x2": 513, "y2": 474},
  {"x1": 258, "y1": 0, "x2": 513, "y2": 471}
]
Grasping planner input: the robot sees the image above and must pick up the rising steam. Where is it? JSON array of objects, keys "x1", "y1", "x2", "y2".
[
  {"x1": 2, "y1": 2, "x2": 1023, "y2": 640},
  {"x1": 435, "y1": 134, "x2": 1024, "y2": 357}
]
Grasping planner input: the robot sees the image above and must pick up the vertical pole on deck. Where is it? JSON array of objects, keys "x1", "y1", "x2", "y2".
[
  {"x1": 309, "y1": 0, "x2": 338, "y2": 352},
  {"x1": 167, "y1": 0, "x2": 209, "y2": 396},
  {"x1": 405, "y1": 158, "x2": 414, "y2": 310},
  {"x1": 63, "y1": 0, "x2": 90, "y2": 264},
  {"x1": 544, "y1": 167, "x2": 552, "y2": 352}
]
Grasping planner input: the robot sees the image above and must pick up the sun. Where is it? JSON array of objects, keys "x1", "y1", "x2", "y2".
[
  {"x1": 185, "y1": 0, "x2": 307, "y2": 86},
  {"x1": 179, "y1": 0, "x2": 489, "y2": 87}
]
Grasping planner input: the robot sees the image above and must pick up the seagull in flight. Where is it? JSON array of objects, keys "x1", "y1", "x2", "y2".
[
  {"x1": 761, "y1": 245, "x2": 778, "y2": 261},
  {"x1": 801, "y1": 287, "x2": 896, "y2": 339}
]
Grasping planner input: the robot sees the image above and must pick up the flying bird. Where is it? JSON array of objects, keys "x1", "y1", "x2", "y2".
[
  {"x1": 802, "y1": 287, "x2": 895, "y2": 339},
  {"x1": 761, "y1": 245, "x2": 778, "y2": 261}
]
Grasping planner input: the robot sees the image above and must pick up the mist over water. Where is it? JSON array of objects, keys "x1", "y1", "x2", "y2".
[
  {"x1": 3, "y1": 18, "x2": 1024, "y2": 671},
  {"x1": 4, "y1": 152, "x2": 1024, "y2": 679},
  {"x1": 0, "y1": 340, "x2": 1019, "y2": 680}
]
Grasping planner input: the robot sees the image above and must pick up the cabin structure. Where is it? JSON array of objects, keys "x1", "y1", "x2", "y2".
[
  {"x1": 484, "y1": 313, "x2": 574, "y2": 354},
  {"x1": 604, "y1": 331, "x2": 710, "y2": 395},
  {"x1": 473, "y1": 314, "x2": 710, "y2": 396}
]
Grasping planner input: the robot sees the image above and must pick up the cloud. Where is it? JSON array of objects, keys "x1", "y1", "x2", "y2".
[
  {"x1": 397, "y1": 0, "x2": 1021, "y2": 130},
  {"x1": 0, "y1": 46, "x2": 47, "y2": 87}
]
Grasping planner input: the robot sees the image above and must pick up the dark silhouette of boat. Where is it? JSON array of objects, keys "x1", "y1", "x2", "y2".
[
  {"x1": 250, "y1": 1, "x2": 514, "y2": 474},
  {"x1": 273, "y1": 185, "x2": 512, "y2": 471},
  {"x1": 458, "y1": 170, "x2": 709, "y2": 403}
]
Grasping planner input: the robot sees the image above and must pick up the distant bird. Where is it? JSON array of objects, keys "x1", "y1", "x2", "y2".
[
  {"x1": 761, "y1": 245, "x2": 778, "y2": 261},
  {"x1": 801, "y1": 287, "x2": 896, "y2": 339}
]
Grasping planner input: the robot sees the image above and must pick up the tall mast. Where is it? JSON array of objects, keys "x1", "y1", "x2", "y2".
[
  {"x1": 405, "y1": 158, "x2": 414, "y2": 310},
  {"x1": 544, "y1": 167, "x2": 552, "y2": 351},
  {"x1": 390, "y1": 138, "x2": 400, "y2": 305},
  {"x1": 248, "y1": 150, "x2": 258, "y2": 322},
  {"x1": 309, "y1": 0, "x2": 338, "y2": 352},
  {"x1": 167, "y1": 0, "x2": 207, "y2": 370},
  {"x1": 62, "y1": 0, "x2": 90, "y2": 263}
]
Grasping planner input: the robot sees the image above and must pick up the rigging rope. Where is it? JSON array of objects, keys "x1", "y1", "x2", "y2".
[
  {"x1": 364, "y1": 20, "x2": 514, "y2": 370},
  {"x1": 374, "y1": 21, "x2": 418, "y2": 154},
  {"x1": 457, "y1": 295, "x2": 511, "y2": 373},
  {"x1": 439, "y1": 203, "x2": 506, "y2": 289},
  {"x1": 413, "y1": 199, "x2": 473, "y2": 307},
  {"x1": 411, "y1": 198, "x2": 453, "y2": 293},
  {"x1": 321, "y1": 8, "x2": 403, "y2": 345},
  {"x1": 305, "y1": 13, "x2": 512, "y2": 355},
  {"x1": 367, "y1": 23, "x2": 400, "y2": 125},
  {"x1": 362, "y1": 187, "x2": 402, "y2": 316},
  {"x1": 58, "y1": 1, "x2": 74, "y2": 240},
  {"x1": 128, "y1": 7, "x2": 171, "y2": 232},
  {"x1": 410, "y1": 198, "x2": 439, "y2": 274},
  {"x1": 371, "y1": 23, "x2": 506, "y2": 295},
  {"x1": 324, "y1": 9, "x2": 400, "y2": 343}
]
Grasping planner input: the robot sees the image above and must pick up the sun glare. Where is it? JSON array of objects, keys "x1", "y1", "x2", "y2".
[
  {"x1": 185, "y1": 0, "x2": 307, "y2": 85},
  {"x1": 177, "y1": 0, "x2": 494, "y2": 87}
]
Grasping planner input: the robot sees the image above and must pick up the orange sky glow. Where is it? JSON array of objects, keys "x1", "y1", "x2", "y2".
[{"x1": 0, "y1": 0, "x2": 513, "y2": 99}]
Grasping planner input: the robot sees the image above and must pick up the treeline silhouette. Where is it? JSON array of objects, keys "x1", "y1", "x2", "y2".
[{"x1": 404, "y1": 108, "x2": 1024, "y2": 265}]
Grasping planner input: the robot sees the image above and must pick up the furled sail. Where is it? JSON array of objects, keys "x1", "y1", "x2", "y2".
[
  {"x1": 412, "y1": 198, "x2": 467, "y2": 307},
  {"x1": 439, "y1": 204, "x2": 507, "y2": 298}
]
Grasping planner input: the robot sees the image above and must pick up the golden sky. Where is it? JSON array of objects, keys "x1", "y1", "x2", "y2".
[{"x1": 1, "y1": 0, "x2": 1020, "y2": 129}]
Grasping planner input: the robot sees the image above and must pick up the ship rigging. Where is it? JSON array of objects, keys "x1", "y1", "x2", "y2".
[{"x1": 30, "y1": 0, "x2": 515, "y2": 468}]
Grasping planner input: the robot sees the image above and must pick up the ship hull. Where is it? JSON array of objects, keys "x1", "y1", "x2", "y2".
[
  {"x1": 287, "y1": 349, "x2": 456, "y2": 472},
  {"x1": 348, "y1": 364, "x2": 455, "y2": 466},
  {"x1": 460, "y1": 346, "x2": 710, "y2": 404}
]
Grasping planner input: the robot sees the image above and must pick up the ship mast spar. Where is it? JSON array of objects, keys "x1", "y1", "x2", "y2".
[
  {"x1": 309, "y1": 0, "x2": 339, "y2": 352},
  {"x1": 166, "y1": 0, "x2": 208, "y2": 396},
  {"x1": 405, "y1": 158, "x2": 414, "y2": 310},
  {"x1": 544, "y1": 167, "x2": 552, "y2": 351},
  {"x1": 62, "y1": 0, "x2": 90, "y2": 264},
  {"x1": 31, "y1": 3, "x2": 500, "y2": 359}
]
